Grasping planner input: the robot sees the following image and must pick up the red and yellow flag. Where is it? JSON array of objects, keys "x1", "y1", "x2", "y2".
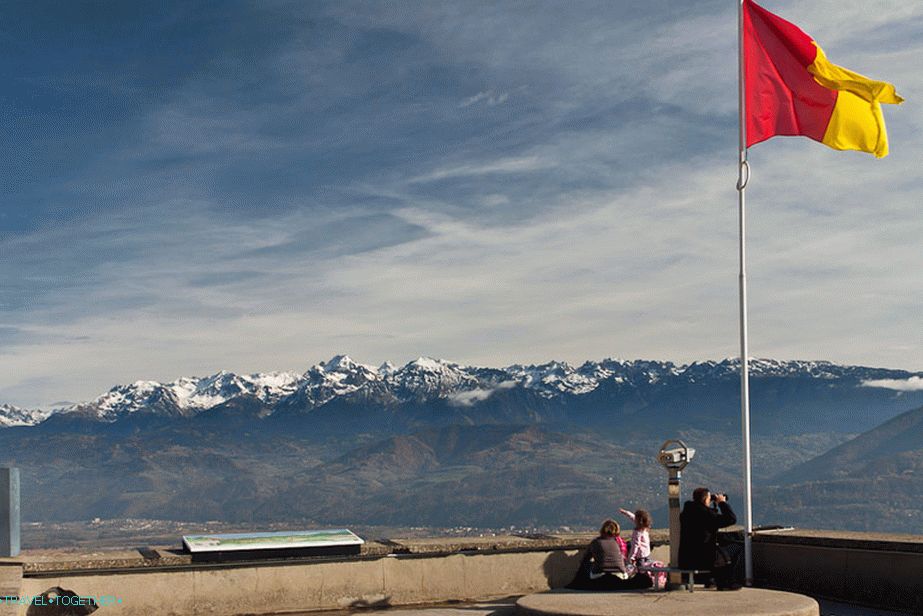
[{"x1": 743, "y1": 0, "x2": 903, "y2": 158}]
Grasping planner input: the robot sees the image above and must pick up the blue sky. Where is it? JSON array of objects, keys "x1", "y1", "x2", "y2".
[{"x1": 2, "y1": 1, "x2": 921, "y2": 407}]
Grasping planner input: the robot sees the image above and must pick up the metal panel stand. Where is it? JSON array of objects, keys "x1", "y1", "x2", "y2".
[{"x1": 0, "y1": 468, "x2": 20, "y2": 557}]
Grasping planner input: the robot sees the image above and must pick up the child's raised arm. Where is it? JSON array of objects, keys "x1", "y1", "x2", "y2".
[{"x1": 618, "y1": 508, "x2": 635, "y2": 521}]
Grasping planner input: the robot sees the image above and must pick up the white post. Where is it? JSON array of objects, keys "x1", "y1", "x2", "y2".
[{"x1": 738, "y1": 0, "x2": 754, "y2": 586}]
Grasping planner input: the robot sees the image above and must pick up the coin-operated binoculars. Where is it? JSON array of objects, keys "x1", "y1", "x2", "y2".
[{"x1": 658, "y1": 440, "x2": 695, "y2": 585}]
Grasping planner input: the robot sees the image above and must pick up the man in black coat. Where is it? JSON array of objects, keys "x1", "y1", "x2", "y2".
[{"x1": 678, "y1": 486, "x2": 739, "y2": 590}]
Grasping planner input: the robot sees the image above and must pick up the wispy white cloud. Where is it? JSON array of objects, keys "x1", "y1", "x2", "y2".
[
  {"x1": 862, "y1": 377, "x2": 923, "y2": 392},
  {"x1": 459, "y1": 89, "x2": 509, "y2": 108},
  {"x1": 406, "y1": 156, "x2": 551, "y2": 184},
  {"x1": 448, "y1": 381, "x2": 517, "y2": 407}
]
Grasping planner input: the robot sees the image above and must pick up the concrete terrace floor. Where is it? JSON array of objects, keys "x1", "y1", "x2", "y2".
[{"x1": 281, "y1": 596, "x2": 917, "y2": 616}]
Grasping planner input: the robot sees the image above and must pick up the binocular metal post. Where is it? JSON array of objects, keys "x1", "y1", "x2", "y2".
[
  {"x1": 667, "y1": 468, "x2": 682, "y2": 587},
  {"x1": 658, "y1": 440, "x2": 695, "y2": 589}
]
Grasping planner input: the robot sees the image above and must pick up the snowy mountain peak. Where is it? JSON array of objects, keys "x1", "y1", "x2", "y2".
[
  {"x1": 0, "y1": 403, "x2": 53, "y2": 428},
  {"x1": 379, "y1": 361, "x2": 397, "y2": 375},
  {"x1": 322, "y1": 355, "x2": 368, "y2": 372},
  {"x1": 390, "y1": 357, "x2": 480, "y2": 397},
  {"x1": 505, "y1": 360, "x2": 603, "y2": 397},
  {"x1": 407, "y1": 356, "x2": 461, "y2": 371}
]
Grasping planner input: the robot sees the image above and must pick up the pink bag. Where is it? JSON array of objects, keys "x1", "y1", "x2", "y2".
[{"x1": 645, "y1": 561, "x2": 668, "y2": 589}]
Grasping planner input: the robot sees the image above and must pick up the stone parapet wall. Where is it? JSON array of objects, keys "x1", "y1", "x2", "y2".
[
  {"x1": 6, "y1": 533, "x2": 672, "y2": 616},
  {"x1": 752, "y1": 529, "x2": 923, "y2": 613},
  {"x1": 16, "y1": 550, "x2": 586, "y2": 615}
]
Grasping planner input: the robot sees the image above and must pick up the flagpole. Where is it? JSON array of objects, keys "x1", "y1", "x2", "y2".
[{"x1": 737, "y1": 0, "x2": 754, "y2": 586}]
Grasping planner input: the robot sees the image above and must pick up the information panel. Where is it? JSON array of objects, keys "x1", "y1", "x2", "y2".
[{"x1": 183, "y1": 528, "x2": 364, "y2": 553}]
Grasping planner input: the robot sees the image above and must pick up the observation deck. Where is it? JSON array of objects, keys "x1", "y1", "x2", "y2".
[{"x1": 1, "y1": 528, "x2": 921, "y2": 616}]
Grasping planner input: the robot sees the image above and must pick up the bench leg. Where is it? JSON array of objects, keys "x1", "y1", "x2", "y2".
[{"x1": 688, "y1": 571, "x2": 694, "y2": 592}]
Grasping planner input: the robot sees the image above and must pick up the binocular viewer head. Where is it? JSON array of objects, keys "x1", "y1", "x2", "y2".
[{"x1": 658, "y1": 439, "x2": 695, "y2": 471}]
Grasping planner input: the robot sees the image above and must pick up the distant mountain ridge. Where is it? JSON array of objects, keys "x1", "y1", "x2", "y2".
[
  {"x1": 775, "y1": 404, "x2": 923, "y2": 484},
  {"x1": 760, "y1": 404, "x2": 923, "y2": 532},
  {"x1": 3, "y1": 355, "x2": 921, "y2": 432}
]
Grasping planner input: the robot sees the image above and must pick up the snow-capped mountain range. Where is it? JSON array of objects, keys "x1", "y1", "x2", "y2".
[{"x1": 2, "y1": 355, "x2": 920, "y2": 428}]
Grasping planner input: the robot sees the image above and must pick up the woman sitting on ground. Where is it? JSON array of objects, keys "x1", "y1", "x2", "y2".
[
  {"x1": 589, "y1": 519, "x2": 628, "y2": 578},
  {"x1": 566, "y1": 519, "x2": 651, "y2": 590}
]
